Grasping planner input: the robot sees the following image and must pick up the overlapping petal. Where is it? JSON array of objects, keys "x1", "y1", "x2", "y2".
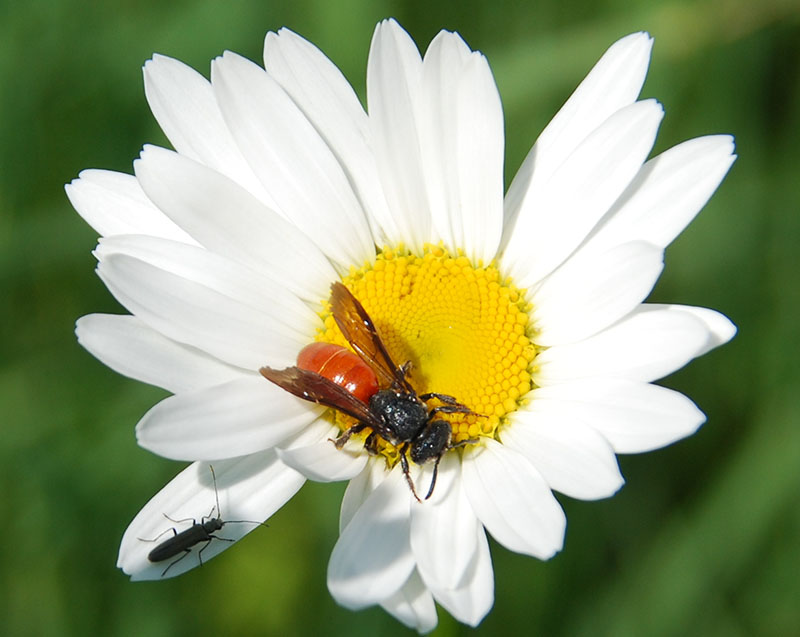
[
  {"x1": 428, "y1": 525, "x2": 493, "y2": 627},
  {"x1": 531, "y1": 240, "x2": 664, "y2": 346},
  {"x1": 531, "y1": 378, "x2": 707, "y2": 453},
  {"x1": 328, "y1": 465, "x2": 415, "y2": 609},
  {"x1": 534, "y1": 304, "x2": 715, "y2": 385},
  {"x1": 380, "y1": 570, "x2": 438, "y2": 633},
  {"x1": 502, "y1": 408, "x2": 624, "y2": 500},
  {"x1": 418, "y1": 30, "x2": 504, "y2": 264},
  {"x1": 410, "y1": 454, "x2": 477, "y2": 590},
  {"x1": 211, "y1": 50, "x2": 374, "y2": 269},
  {"x1": 582, "y1": 135, "x2": 737, "y2": 253},
  {"x1": 143, "y1": 54, "x2": 277, "y2": 208},
  {"x1": 135, "y1": 377, "x2": 321, "y2": 460},
  {"x1": 503, "y1": 32, "x2": 654, "y2": 248},
  {"x1": 277, "y1": 430, "x2": 369, "y2": 482},
  {"x1": 75, "y1": 313, "x2": 245, "y2": 394},
  {"x1": 512, "y1": 32, "x2": 654, "y2": 192},
  {"x1": 65, "y1": 169, "x2": 195, "y2": 242},
  {"x1": 503, "y1": 99, "x2": 665, "y2": 287},
  {"x1": 462, "y1": 439, "x2": 565, "y2": 559},
  {"x1": 134, "y1": 145, "x2": 338, "y2": 304},
  {"x1": 264, "y1": 28, "x2": 396, "y2": 244},
  {"x1": 367, "y1": 19, "x2": 431, "y2": 254},
  {"x1": 95, "y1": 243, "x2": 313, "y2": 369}
]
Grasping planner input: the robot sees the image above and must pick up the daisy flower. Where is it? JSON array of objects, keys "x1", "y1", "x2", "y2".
[{"x1": 68, "y1": 18, "x2": 736, "y2": 632}]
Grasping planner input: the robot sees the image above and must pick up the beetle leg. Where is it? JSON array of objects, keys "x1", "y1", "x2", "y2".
[
  {"x1": 138, "y1": 525, "x2": 178, "y2": 543},
  {"x1": 163, "y1": 512, "x2": 196, "y2": 525},
  {"x1": 161, "y1": 548, "x2": 191, "y2": 577}
]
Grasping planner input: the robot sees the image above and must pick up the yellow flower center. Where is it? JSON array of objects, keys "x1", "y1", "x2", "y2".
[{"x1": 317, "y1": 244, "x2": 537, "y2": 460}]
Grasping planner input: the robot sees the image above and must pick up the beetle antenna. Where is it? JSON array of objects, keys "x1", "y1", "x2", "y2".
[
  {"x1": 224, "y1": 519, "x2": 271, "y2": 529},
  {"x1": 209, "y1": 465, "x2": 221, "y2": 518}
]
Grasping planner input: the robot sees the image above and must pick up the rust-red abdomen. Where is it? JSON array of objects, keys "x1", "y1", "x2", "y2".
[{"x1": 296, "y1": 342, "x2": 379, "y2": 403}]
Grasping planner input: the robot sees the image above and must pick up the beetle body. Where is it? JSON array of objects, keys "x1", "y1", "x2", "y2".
[
  {"x1": 142, "y1": 465, "x2": 267, "y2": 576},
  {"x1": 147, "y1": 517, "x2": 225, "y2": 563}
]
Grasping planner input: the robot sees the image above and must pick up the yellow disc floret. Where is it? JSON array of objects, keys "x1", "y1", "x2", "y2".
[{"x1": 318, "y1": 245, "x2": 537, "y2": 448}]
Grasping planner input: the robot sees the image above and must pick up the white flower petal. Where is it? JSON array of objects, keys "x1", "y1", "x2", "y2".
[
  {"x1": 328, "y1": 465, "x2": 415, "y2": 609},
  {"x1": 410, "y1": 454, "x2": 477, "y2": 590},
  {"x1": 119, "y1": 452, "x2": 305, "y2": 580},
  {"x1": 142, "y1": 54, "x2": 276, "y2": 208},
  {"x1": 65, "y1": 169, "x2": 195, "y2": 242},
  {"x1": 211, "y1": 51, "x2": 374, "y2": 269},
  {"x1": 417, "y1": 30, "x2": 470, "y2": 254},
  {"x1": 263, "y1": 28, "x2": 396, "y2": 245},
  {"x1": 380, "y1": 569, "x2": 438, "y2": 634},
  {"x1": 532, "y1": 240, "x2": 664, "y2": 346},
  {"x1": 656, "y1": 304, "x2": 737, "y2": 356},
  {"x1": 419, "y1": 30, "x2": 504, "y2": 264},
  {"x1": 134, "y1": 146, "x2": 337, "y2": 304},
  {"x1": 583, "y1": 135, "x2": 737, "y2": 253},
  {"x1": 430, "y1": 524, "x2": 494, "y2": 627},
  {"x1": 339, "y1": 458, "x2": 387, "y2": 533},
  {"x1": 502, "y1": 407, "x2": 624, "y2": 500},
  {"x1": 367, "y1": 19, "x2": 431, "y2": 253},
  {"x1": 95, "y1": 234, "x2": 316, "y2": 333},
  {"x1": 96, "y1": 251, "x2": 310, "y2": 370},
  {"x1": 462, "y1": 439, "x2": 565, "y2": 559},
  {"x1": 503, "y1": 99, "x2": 664, "y2": 287},
  {"x1": 280, "y1": 413, "x2": 338, "y2": 449},
  {"x1": 535, "y1": 304, "x2": 713, "y2": 385},
  {"x1": 503, "y1": 32, "x2": 653, "y2": 242},
  {"x1": 76, "y1": 313, "x2": 245, "y2": 393},
  {"x1": 136, "y1": 376, "x2": 321, "y2": 460},
  {"x1": 276, "y1": 431, "x2": 369, "y2": 482},
  {"x1": 532, "y1": 378, "x2": 707, "y2": 453}
]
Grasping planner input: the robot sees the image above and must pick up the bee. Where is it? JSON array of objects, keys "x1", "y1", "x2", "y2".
[{"x1": 260, "y1": 282, "x2": 477, "y2": 500}]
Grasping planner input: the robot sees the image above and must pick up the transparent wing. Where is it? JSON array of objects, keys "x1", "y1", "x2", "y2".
[
  {"x1": 259, "y1": 365, "x2": 379, "y2": 426},
  {"x1": 330, "y1": 282, "x2": 412, "y2": 392}
]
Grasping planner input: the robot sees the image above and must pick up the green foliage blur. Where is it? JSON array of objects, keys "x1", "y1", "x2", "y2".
[{"x1": 1, "y1": 0, "x2": 798, "y2": 635}]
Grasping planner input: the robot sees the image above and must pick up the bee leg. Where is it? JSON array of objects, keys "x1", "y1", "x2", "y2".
[
  {"x1": 427, "y1": 404, "x2": 474, "y2": 420},
  {"x1": 449, "y1": 437, "x2": 479, "y2": 449},
  {"x1": 423, "y1": 454, "x2": 443, "y2": 501},
  {"x1": 399, "y1": 361, "x2": 413, "y2": 380},
  {"x1": 364, "y1": 431, "x2": 379, "y2": 455},
  {"x1": 419, "y1": 392, "x2": 466, "y2": 407},
  {"x1": 332, "y1": 422, "x2": 368, "y2": 449},
  {"x1": 399, "y1": 445, "x2": 421, "y2": 503}
]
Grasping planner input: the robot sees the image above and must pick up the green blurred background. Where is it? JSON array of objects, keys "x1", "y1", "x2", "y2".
[{"x1": 2, "y1": 0, "x2": 798, "y2": 635}]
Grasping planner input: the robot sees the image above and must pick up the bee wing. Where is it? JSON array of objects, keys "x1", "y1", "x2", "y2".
[
  {"x1": 330, "y1": 282, "x2": 413, "y2": 392},
  {"x1": 260, "y1": 365, "x2": 380, "y2": 427}
]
